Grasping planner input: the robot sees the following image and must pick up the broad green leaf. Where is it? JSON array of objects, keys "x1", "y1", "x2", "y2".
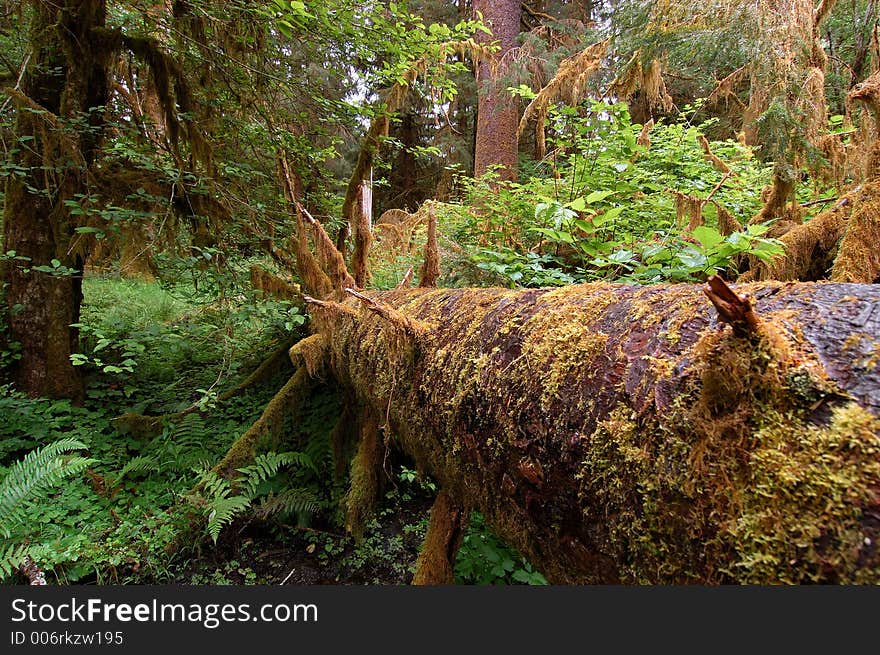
[
  {"x1": 585, "y1": 189, "x2": 616, "y2": 204},
  {"x1": 691, "y1": 226, "x2": 723, "y2": 249},
  {"x1": 566, "y1": 197, "x2": 587, "y2": 212}
]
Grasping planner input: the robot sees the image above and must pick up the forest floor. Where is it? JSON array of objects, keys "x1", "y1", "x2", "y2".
[{"x1": 170, "y1": 482, "x2": 434, "y2": 585}]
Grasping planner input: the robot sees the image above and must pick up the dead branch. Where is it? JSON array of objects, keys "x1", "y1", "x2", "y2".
[{"x1": 703, "y1": 275, "x2": 760, "y2": 335}]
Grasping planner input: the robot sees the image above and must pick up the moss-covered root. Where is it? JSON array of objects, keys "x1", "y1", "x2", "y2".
[
  {"x1": 344, "y1": 410, "x2": 383, "y2": 541},
  {"x1": 114, "y1": 413, "x2": 166, "y2": 440},
  {"x1": 738, "y1": 190, "x2": 851, "y2": 282},
  {"x1": 740, "y1": 181, "x2": 880, "y2": 283},
  {"x1": 831, "y1": 188, "x2": 880, "y2": 282},
  {"x1": 288, "y1": 332, "x2": 329, "y2": 379},
  {"x1": 412, "y1": 490, "x2": 469, "y2": 585},
  {"x1": 114, "y1": 336, "x2": 300, "y2": 439},
  {"x1": 212, "y1": 366, "x2": 312, "y2": 479},
  {"x1": 217, "y1": 335, "x2": 300, "y2": 402}
]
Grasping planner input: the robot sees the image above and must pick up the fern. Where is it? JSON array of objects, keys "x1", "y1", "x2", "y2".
[
  {"x1": 169, "y1": 413, "x2": 205, "y2": 450},
  {"x1": 255, "y1": 488, "x2": 321, "y2": 520},
  {"x1": 206, "y1": 495, "x2": 251, "y2": 543},
  {"x1": 195, "y1": 450, "x2": 319, "y2": 543},
  {"x1": 113, "y1": 455, "x2": 156, "y2": 482},
  {"x1": 0, "y1": 542, "x2": 31, "y2": 580},
  {"x1": 0, "y1": 438, "x2": 96, "y2": 581},
  {"x1": 236, "y1": 451, "x2": 314, "y2": 497},
  {"x1": 0, "y1": 438, "x2": 96, "y2": 539},
  {"x1": 151, "y1": 414, "x2": 213, "y2": 473}
]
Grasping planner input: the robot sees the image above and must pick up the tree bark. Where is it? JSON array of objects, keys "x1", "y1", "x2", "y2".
[
  {"x1": 473, "y1": 0, "x2": 520, "y2": 181},
  {"x1": 312, "y1": 280, "x2": 880, "y2": 583},
  {"x1": 2, "y1": 0, "x2": 112, "y2": 400}
]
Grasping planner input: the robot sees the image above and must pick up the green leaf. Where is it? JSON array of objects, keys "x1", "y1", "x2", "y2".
[
  {"x1": 566, "y1": 197, "x2": 586, "y2": 212},
  {"x1": 676, "y1": 250, "x2": 708, "y2": 269},
  {"x1": 511, "y1": 569, "x2": 532, "y2": 583},
  {"x1": 585, "y1": 189, "x2": 616, "y2": 204},
  {"x1": 573, "y1": 219, "x2": 595, "y2": 234},
  {"x1": 608, "y1": 249, "x2": 635, "y2": 264},
  {"x1": 691, "y1": 226, "x2": 723, "y2": 249}
]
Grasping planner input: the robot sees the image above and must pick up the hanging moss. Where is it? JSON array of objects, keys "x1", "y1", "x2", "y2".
[
  {"x1": 412, "y1": 490, "x2": 469, "y2": 585},
  {"x1": 343, "y1": 409, "x2": 383, "y2": 541},
  {"x1": 831, "y1": 190, "x2": 880, "y2": 282}
]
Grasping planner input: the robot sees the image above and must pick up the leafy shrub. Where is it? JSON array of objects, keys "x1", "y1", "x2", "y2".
[
  {"x1": 0, "y1": 439, "x2": 96, "y2": 579},
  {"x1": 455, "y1": 512, "x2": 547, "y2": 585},
  {"x1": 441, "y1": 100, "x2": 795, "y2": 287}
]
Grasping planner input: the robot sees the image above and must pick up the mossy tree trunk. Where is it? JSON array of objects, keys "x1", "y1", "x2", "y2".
[
  {"x1": 472, "y1": 0, "x2": 520, "y2": 182},
  {"x1": 310, "y1": 280, "x2": 880, "y2": 584},
  {"x1": 2, "y1": 0, "x2": 113, "y2": 401}
]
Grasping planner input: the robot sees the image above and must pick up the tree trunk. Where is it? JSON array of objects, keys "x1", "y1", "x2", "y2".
[
  {"x1": 2, "y1": 0, "x2": 112, "y2": 401},
  {"x1": 473, "y1": 0, "x2": 520, "y2": 181},
  {"x1": 312, "y1": 280, "x2": 880, "y2": 583}
]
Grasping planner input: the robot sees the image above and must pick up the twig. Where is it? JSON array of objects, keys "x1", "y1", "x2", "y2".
[
  {"x1": 0, "y1": 52, "x2": 31, "y2": 114},
  {"x1": 344, "y1": 288, "x2": 423, "y2": 337},
  {"x1": 279, "y1": 569, "x2": 296, "y2": 585},
  {"x1": 705, "y1": 171, "x2": 733, "y2": 203},
  {"x1": 800, "y1": 196, "x2": 837, "y2": 207},
  {"x1": 302, "y1": 295, "x2": 359, "y2": 318},
  {"x1": 396, "y1": 266, "x2": 414, "y2": 289}
]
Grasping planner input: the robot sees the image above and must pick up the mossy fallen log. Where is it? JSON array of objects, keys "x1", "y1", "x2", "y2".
[{"x1": 309, "y1": 280, "x2": 880, "y2": 584}]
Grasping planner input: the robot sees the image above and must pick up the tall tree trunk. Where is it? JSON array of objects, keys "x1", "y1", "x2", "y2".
[
  {"x1": 2, "y1": 0, "x2": 111, "y2": 400},
  {"x1": 473, "y1": 0, "x2": 520, "y2": 181}
]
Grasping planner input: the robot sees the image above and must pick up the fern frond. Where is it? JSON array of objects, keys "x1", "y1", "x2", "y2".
[
  {"x1": 0, "y1": 542, "x2": 30, "y2": 580},
  {"x1": 206, "y1": 495, "x2": 250, "y2": 543},
  {"x1": 196, "y1": 468, "x2": 232, "y2": 501},
  {"x1": 0, "y1": 439, "x2": 96, "y2": 538},
  {"x1": 169, "y1": 414, "x2": 206, "y2": 450},
  {"x1": 254, "y1": 488, "x2": 321, "y2": 520},
  {"x1": 115, "y1": 455, "x2": 156, "y2": 482},
  {"x1": 235, "y1": 451, "x2": 313, "y2": 498},
  {"x1": 303, "y1": 431, "x2": 332, "y2": 474}
]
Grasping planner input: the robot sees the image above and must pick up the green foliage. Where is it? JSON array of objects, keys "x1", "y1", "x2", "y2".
[
  {"x1": 73, "y1": 273, "x2": 305, "y2": 412},
  {"x1": 444, "y1": 100, "x2": 791, "y2": 287},
  {"x1": 0, "y1": 269, "x2": 315, "y2": 582},
  {"x1": 0, "y1": 438, "x2": 96, "y2": 579},
  {"x1": 194, "y1": 452, "x2": 321, "y2": 544},
  {"x1": 454, "y1": 512, "x2": 547, "y2": 585},
  {"x1": 0, "y1": 438, "x2": 96, "y2": 539}
]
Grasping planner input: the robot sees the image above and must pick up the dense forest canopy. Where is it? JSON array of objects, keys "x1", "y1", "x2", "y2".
[{"x1": 0, "y1": 0, "x2": 878, "y2": 585}]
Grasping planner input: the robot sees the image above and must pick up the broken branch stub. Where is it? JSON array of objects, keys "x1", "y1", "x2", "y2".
[{"x1": 703, "y1": 275, "x2": 760, "y2": 335}]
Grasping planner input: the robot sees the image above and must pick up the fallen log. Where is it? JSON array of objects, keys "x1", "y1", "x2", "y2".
[{"x1": 307, "y1": 279, "x2": 880, "y2": 584}]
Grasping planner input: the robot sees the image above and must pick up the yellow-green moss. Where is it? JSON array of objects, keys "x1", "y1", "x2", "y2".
[
  {"x1": 344, "y1": 411, "x2": 383, "y2": 541},
  {"x1": 730, "y1": 403, "x2": 880, "y2": 583}
]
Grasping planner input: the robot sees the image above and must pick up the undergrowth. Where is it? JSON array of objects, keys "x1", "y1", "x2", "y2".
[{"x1": 433, "y1": 100, "x2": 843, "y2": 288}]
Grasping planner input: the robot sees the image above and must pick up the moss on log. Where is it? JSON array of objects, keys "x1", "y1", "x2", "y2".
[{"x1": 311, "y1": 280, "x2": 880, "y2": 583}]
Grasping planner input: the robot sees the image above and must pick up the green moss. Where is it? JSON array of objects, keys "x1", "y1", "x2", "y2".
[
  {"x1": 344, "y1": 411, "x2": 383, "y2": 541},
  {"x1": 730, "y1": 403, "x2": 880, "y2": 583}
]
